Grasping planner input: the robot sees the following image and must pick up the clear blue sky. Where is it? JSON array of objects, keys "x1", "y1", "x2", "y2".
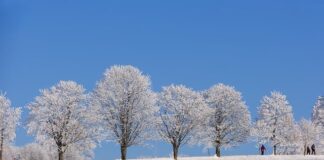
[{"x1": 1, "y1": 0, "x2": 324, "y2": 159}]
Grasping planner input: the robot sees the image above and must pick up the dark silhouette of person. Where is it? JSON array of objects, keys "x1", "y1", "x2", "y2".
[
  {"x1": 307, "y1": 146, "x2": 311, "y2": 155},
  {"x1": 260, "y1": 144, "x2": 266, "y2": 155},
  {"x1": 311, "y1": 144, "x2": 316, "y2": 155}
]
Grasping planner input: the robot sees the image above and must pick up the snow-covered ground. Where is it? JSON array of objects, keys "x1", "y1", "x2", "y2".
[{"x1": 128, "y1": 155, "x2": 324, "y2": 160}]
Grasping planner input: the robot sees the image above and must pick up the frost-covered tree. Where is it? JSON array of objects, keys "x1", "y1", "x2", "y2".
[
  {"x1": 312, "y1": 96, "x2": 324, "y2": 127},
  {"x1": 254, "y1": 91, "x2": 294, "y2": 155},
  {"x1": 156, "y1": 85, "x2": 208, "y2": 160},
  {"x1": 92, "y1": 65, "x2": 157, "y2": 160},
  {"x1": 275, "y1": 119, "x2": 317, "y2": 155},
  {"x1": 276, "y1": 123, "x2": 301, "y2": 155},
  {"x1": 0, "y1": 94, "x2": 21, "y2": 160},
  {"x1": 312, "y1": 96, "x2": 324, "y2": 154},
  {"x1": 27, "y1": 81, "x2": 98, "y2": 160},
  {"x1": 200, "y1": 84, "x2": 251, "y2": 157},
  {"x1": 298, "y1": 119, "x2": 318, "y2": 155}
]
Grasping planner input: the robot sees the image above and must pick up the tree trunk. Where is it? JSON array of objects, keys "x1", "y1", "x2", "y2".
[
  {"x1": 59, "y1": 151, "x2": 64, "y2": 160},
  {"x1": 172, "y1": 143, "x2": 179, "y2": 160},
  {"x1": 273, "y1": 145, "x2": 277, "y2": 155},
  {"x1": 0, "y1": 140, "x2": 2, "y2": 160},
  {"x1": 0, "y1": 129, "x2": 4, "y2": 160},
  {"x1": 216, "y1": 145, "x2": 221, "y2": 157},
  {"x1": 121, "y1": 144, "x2": 127, "y2": 160},
  {"x1": 58, "y1": 146, "x2": 64, "y2": 160}
]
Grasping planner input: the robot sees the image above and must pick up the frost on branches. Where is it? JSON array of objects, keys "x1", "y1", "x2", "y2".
[
  {"x1": 298, "y1": 119, "x2": 318, "y2": 155},
  {"x1": 312, "y1": 96, "x2": 324, "y2": 127},
  {"x1": 0, "y1": 94, "x2": 21, "y2": 160},
  {"x1": 312, "y1": 96, "x2": 324, "y2": 154},
  {"x1": 276, "y1": 123, "x2": 301, "y2": 155},
  {"x1": 254, "y1": 119, "x2": 317, "y2": 155},
  {"x1": 92, "y1": 65, "x2": 157, "y2": 160},
  {"x1": 254, "y1": 91, "x2": 295, "y2": 155},
  {"x1": 27, "y1": 81, "x2": 98, "y2": 160},
  {"x1": 17, "y1": 143, "x2": 51, "y2": 160},
  {"x1": 200, "y1": 84, "x2": 251, "y2": 157},
  {"x1": 156, "y1": 85, "x2": 208, "y2": 160},
  {"x1": 13, "y1": 143, "x2": 89, "y2": 160}
]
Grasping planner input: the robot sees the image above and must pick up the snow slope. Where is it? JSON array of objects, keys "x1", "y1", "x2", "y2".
[{"x1": 128, "y1": 155, "x2": 324, "y2": 160}]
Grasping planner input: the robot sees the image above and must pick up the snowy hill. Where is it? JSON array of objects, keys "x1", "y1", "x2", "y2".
[{"x1": 128, "y1": 155, "x2": 324, "y2": 160}]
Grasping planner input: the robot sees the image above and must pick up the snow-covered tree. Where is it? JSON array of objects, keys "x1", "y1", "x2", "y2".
[
  {"x1": 276, "y1": 123, "x2": 301, "y2": 155},
  {"x1": 200, "y1": 84, "x2": 251, "y2": 157},
  {"x1": 0, "y1": 94, "x2": 21, "y2": 160},
  {"x1": 312, "y1": 96, "x2": 324, "y2": 154},
  {"x1": 275, "y1": 119, "x2": 318, "y2": 155},
  {"x1": 312, "y1": 96, "x2": 324, "y2": 127},
  {"x1": 254, "y1": 91, "x2": 294, "y2": 155},
  {"x1": 156, "y1": 84, "x2": 208, "y2": 160},
  {"x1": 298, "y1": 118, "x2": 318, "y2": 155},
  {"x1": 92, "y1": 65, "x2": 157, "y2": 160},
  {"x1": 27, "y1": 81, "x2": 98, "y2": 160}
]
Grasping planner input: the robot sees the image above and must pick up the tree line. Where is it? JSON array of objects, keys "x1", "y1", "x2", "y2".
[{"x1": 0, "y1": 65, "x2": 323, "y2": 160}]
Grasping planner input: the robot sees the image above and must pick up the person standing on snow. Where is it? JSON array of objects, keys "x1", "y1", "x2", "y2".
[
  {"x1": 260, "y1": 144, "x2": 266, "y2": 155},
  {"x1": 311, "y1": 144, "x2": 316, "y2": 155}
]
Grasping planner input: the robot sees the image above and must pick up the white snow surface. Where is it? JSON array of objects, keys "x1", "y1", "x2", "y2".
[{"x1": 127, "y1": 155, "x2": 324, "y2": 160}]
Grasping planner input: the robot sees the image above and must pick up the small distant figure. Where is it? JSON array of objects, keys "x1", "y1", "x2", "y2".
[
  {"x1": 311, "y1": 144, "x2": 316, "y2": 155},
  {"x1": 260, "y1": 144, "x2": 266, "y2": 155},
  {"x1": 307, "y1": 146, "x2": 311, "y2": 155}
]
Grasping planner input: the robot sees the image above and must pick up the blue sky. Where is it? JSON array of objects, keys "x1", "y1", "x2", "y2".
[{"x1": 1, "y1": 0, "x2": 324, "y2": 159}]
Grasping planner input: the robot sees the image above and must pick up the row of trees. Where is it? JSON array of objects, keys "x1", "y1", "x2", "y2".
[{"x1": 0, "y1": 65, "x2": 323, "y2": 160}]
